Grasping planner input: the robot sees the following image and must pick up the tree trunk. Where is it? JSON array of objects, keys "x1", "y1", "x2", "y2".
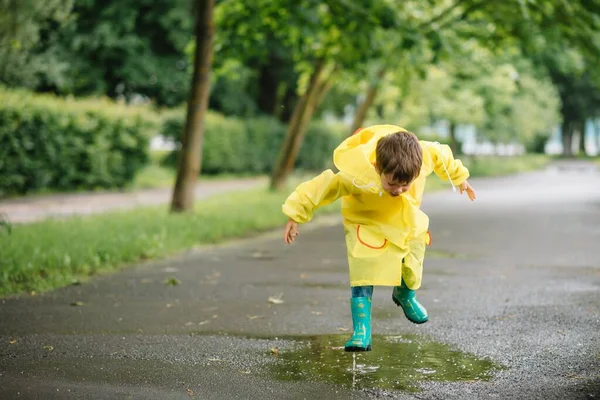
[
  {"x1": 270, "y1": 59, "x2": 326, "y2": 191},
  {"x1": 349, "y1": 67, "x2": 386, "y2": 136},
  {"x1": 170, "y1": 0, "x2": 215, "y2": 212},
  {"x1": 257, "y1": 60, "x2": 281, "y2": 116},
  {"x1": 449, "y1": 121, "x2": 458, "y2": 155},
  {"x1": 277, "y1": 84, "x2": 297, "y2": 123},
  {"x1": 578, "y1": 120, "x2": 586, "y2": 156},
  {"x1": 561, "y1": 119, "x2": 574, "y2": 157},
  {"x1": 314, "y1": 65, "x2": 337, "y2": 109}
]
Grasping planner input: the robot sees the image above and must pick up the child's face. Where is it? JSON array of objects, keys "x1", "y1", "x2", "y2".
[{"x1": 379, "y1": 172, "x2": 413, "y2": 197}]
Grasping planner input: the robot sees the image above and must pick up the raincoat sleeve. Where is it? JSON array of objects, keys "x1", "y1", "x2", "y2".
[
  {"x1": 427, "y1": 142, "x2": 470, "y2": 186},
  {"x1": 282, "y1": 169, "x2": 353, "y2": 224}
]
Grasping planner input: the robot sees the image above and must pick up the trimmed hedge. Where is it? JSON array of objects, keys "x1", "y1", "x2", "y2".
[
  {"x1": 161, "y1": 109, "x2": 347, "y2": 174},
  {"x1": 0, "y1": 88, "x2": 158, "y2": 197}
]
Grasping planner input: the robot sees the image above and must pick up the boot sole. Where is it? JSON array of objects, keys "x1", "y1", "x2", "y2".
[
  {"x1": 392, "y1": 295, "x2": 429, "y2": 325},
  {"x1": 344, "y1": 345, "x2": 372, "y2": 352}
]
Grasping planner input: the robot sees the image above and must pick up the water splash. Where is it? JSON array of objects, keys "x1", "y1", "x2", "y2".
[{"x1": 268, "y1": 334, "x2": 502, "y2": 392}]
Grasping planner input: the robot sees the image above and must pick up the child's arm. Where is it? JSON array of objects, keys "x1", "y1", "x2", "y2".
[
  {"x1": 426, "y1": 142, "x2": 476, "y2": 201},
  {"x1": 282, "y1": 169, "x2": 353, "y2": 243}
]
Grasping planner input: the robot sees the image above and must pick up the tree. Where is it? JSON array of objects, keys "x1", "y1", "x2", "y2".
[
  {"x1": 269, "y1": 0, "x2": 399, "y2": 190},
  {"x1": 0, "y1": 0, "x2": 73, "y2": 88},
  {"x1": 170, "y1": 0, "x2": 215, "y2": 212},
  {"x1": 31, "y1": 0, "x2": 194, "y2": 106},
  {"x1": 349, "y1": 0, "x2": 600, "y2": 155},
  {"x1": 212, "y1": 1, "x2": 300, "y2": 120}
]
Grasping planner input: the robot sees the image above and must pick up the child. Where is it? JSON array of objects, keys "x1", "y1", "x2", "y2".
[{"x1": 281, "y1": 125, "x2": 476, "y2": 352}]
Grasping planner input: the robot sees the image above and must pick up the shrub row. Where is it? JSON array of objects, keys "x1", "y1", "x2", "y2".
[
  {"x1": 160, "y1": 109, "x2": 347, "y2": 174},
  {"x1": 0, "y1": 88, "x2": 157, "y2": 196}
]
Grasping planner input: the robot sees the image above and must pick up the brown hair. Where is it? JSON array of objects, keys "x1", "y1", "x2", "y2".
[{"x1": 375, "y1": 131, "x2": 422, "y2": 183}]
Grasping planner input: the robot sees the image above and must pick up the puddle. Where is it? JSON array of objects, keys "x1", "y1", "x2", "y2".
[{"x1": 267, "y1": 334, "x2": 501, "y2": 392}]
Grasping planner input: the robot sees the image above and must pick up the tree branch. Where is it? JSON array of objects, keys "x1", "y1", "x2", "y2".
[{"x1": 419, "y1": 0, "x2": 470, "y2": 30}]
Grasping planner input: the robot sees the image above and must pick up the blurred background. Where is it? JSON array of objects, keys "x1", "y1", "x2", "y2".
[{"x1": 1, "y1": 0, "x2": 599, "y2": 202}]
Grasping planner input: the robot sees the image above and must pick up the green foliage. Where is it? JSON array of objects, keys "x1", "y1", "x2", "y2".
[
  {"x1": 0, "y1": 88, "x2": 157, "y2": 196},
  {"x1": 0, "y1": 0, "x2": 73, "y2": 88},
  {"x1": 33, "y1": 0, "x2": 194, "y2": 106},
  {"x1": 161, "y1": 109, "x2": 345, "y2": 174},
  {"x1": 377, "y1": 41, "x2": 560, "y2": 145}
]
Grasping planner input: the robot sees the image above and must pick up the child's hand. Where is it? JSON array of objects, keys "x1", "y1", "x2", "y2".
[
  {"x1": 459, "y1": 180, "x2": 477, "y2": 201},
  {"x1": 284, "y1": 218, "x2": 299, "y2": 244}
]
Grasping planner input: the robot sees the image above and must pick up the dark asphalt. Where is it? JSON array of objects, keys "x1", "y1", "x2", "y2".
[{"x1": 1, "y1": 161, "x2": 599, "y2": 399}]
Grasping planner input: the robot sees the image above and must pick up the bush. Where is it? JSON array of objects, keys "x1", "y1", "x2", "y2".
[
  {"x1": 161, "y1": 109, "x2": 346, "y2": 174},
  {"x1": 0, "y1": 88, "x2": 158, "y2": 197}
]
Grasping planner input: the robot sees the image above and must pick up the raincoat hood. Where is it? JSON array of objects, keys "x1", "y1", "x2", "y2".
[{"x1": 332, "y1": 125, "x2": 407, "y2": 195}]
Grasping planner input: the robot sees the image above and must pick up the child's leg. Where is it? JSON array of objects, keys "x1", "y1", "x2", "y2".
[
  {"x1": 393, "y1": 249, "x2": 429, "y2": 324},
  {"x1": 345, "y1": 286, "x2": 373, "y2": 352},
  {"x1": 392, "y1": 279, "x2": 428, "y2": 324},
  {"x1": 351, "y1": 285, "x2": 373, "y2": 298}
]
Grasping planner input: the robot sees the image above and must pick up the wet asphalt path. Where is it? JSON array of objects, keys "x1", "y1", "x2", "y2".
[{"x1": 1, "y1": 161, "x2": 599, "y2": 399}]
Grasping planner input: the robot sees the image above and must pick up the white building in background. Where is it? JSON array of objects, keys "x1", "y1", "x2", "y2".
[
  {"x1": 421, "y1": 118, "x2": 600, "y2": 156},
  {"x1": 420, "y1": 121, "x2": 525, "y2": 156},
  {"x1": 545, "y1": 119, "x2": 599, "y2": 156}
]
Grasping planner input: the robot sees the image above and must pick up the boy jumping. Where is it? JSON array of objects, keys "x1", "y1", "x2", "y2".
[{"x1": 282, "y1": 125, "x2": 476, "y2": 352}]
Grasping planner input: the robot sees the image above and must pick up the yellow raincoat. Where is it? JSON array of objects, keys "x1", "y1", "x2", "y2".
[{"x1": 282, "y1": 125, "x2": 470, "y2": 289}]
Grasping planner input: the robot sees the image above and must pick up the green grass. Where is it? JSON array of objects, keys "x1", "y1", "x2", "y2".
[
  {"x1": 0, "y1": 182, "x2": 339, "y2": 297},
  {"x1": 423, "y1": 154, "x2": 550, "y2": 191},
  {"x1": 129, "y1": 150, "x2": 268, "y2": 190},
  {"x1": 131, "y1": 163, "x2": 263, "y2": 190},
  {"x1": 461, "y1": 154, "x2": 550, "y2": 177},
  {"x1": 0, "y1": 154, "x2": 550, "y2": 297}
]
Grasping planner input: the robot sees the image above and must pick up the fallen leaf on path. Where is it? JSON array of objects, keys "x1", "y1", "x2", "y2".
[
  {"x1": 70, "y1": 301, "x2": 84, "y2": 307},
  {"x1": 270, "y1": 347, "x2": 279, "y2": 356},
  {"x1": 325, "y1": 346, "x2": 344, "y2": 350},
  {"x1": 300, "y1": 273, "x2": 308, "y2": 279},
  {"x1": 247, "y1": 315, "x2": 264, "y2": 320},
  {"x1": 165, "y1": 277, "x2": 181, "y2": 286},
  {"x1": 198, "y1": 320, "x2": 210, "y2": 326},
  {"x1": 240, "y1": 370, "x2": 251, "y2": 374},
  {"x1": 43, "y1": 345, "x2": 54, "y2": 351},
  {"x1": 268, "y1": 293, "x2": 284, "y2": 304},
  {"x1": 9, "y1": 339, "x2": 17, "y2": 345},
  {"x1": 337, "y1": 327, "x2": 349, "y2": 332},
  {"x1": 186, "y1": 388, "x2": 195, "y2": 397},
  {"x1": 207, "y1": 357, "x2": 222, "y2": 362},
  {"x1": 311, "y1": 311, "x2": 323, "y2": 316}
]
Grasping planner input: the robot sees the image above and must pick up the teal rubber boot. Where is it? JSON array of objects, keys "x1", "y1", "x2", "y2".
[
  {"x1": 344, "y1": 297, "x2": 372, "y2": 352},
  {"x1": 392, "y1": 280, "x2": 428, "y2": 324}
]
